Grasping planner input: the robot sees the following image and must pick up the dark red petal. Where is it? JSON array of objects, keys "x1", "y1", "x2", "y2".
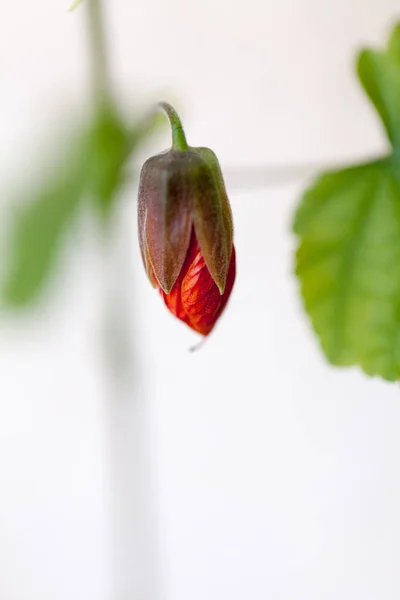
[
  {"x1": 158, "y1": 233, "x2": 236, "y2": 336},
  {"x1": 182, "y1": 243, "x2": 236, "y2": 335},
  {"x1": 156, "y1": 233, "x2": 198, "y2": 326}
]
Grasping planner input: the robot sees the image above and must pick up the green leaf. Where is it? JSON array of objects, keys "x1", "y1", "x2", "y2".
[
  {"x1": 2, "y1": 134, "x2": 89, "y2": 307},
  {"x1": 1, "y1": 109, "x2": 128, "y2": 307},
  {"x1": 293, "y1": 22, "x2": 400, "y2": 381},
  {"x1": 2, "y1": 106, "x2": 162, "y2": 308},
  {"x1": 68, "y1": 0, "x2": 83, "y2": 11},
  {"x1": 87, "y1": 107, "x2": 163, "y2": 219},
  {"x1": 87, "y1": 109, "x2": 131, "y2": 219},
  {"x1": 388, "y1": 23, "x2": 400, "y2": 63},
  {"x1": 357, "y1": 26, "x2": 400, "y2": 147},
  {"x1": 294, "y1": 159, "x2": 400, "y2": 381}
]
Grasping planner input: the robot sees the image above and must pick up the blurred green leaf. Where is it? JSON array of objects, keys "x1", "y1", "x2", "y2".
[
  {"x1": 293, "y1": 22, "x2": 400, "y2": 381},
  {"x1": 87, "y1": 107, "x2": 163, "y2": 219},
  {"x1": 68, "y1": 0, "x2": 83, "y2": 11},
  {"x1": 357, "y1": 51, "x2": 400, "y2": 148},
  {"x1": 357, "y1": 23, "x2": 400, "y2": 148},
  {"x1": 2, "y1": 134, "x2": 88, "y2": 307},
  {"x1": 87, "y1": 108, "x2": 131, "y2": 219},
  {"x1": 388, "y1": 23, "x2": 400, "y2": 63},
  {"x1": 2, "y1": 106, "x2": 161, "y2": 308}
]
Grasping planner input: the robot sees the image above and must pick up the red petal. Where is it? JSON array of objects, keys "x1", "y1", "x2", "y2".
[{"x1": 157, "y1": 233, "x2": 236, "y2": 336}]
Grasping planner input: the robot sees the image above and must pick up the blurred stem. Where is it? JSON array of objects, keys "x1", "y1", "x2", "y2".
[
  {"x1": 158, "y1": 102, "x2": 189, "y2": 151},
  {"x1": 100, "y1": 217, "x2": 163, "y2": 599},
  {"x1": 86, "y1": 0, "x2": 113, "y2": 107}
]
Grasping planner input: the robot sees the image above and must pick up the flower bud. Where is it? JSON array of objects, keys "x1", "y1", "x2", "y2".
[{"x1": 138, "y1": 103, "x2": 236, "y2": 336}]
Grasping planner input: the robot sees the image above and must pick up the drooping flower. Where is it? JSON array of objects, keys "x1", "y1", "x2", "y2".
[{"x1": 138, "y1": 103, "x2": 236, "y2": 336}]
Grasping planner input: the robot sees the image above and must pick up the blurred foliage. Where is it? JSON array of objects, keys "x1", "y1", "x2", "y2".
[
  {"x1": 87, "y1": 108, "x2": 131, "y2": 218},
  {"x1": 2, "y1": 130, "x2": 87, "y2": 306},
  {"x1": 2, "y1": 106, "x2": 159, "y2": 308},
  {"x1": 0, "y1": 0, "x2": 164, "y2": 309},
  {"x1": 294, "y1": 22, "x2": 400, "y2": 381},
  {"x1": 87, "y1": 107, "x2": 163, "y2": 218},
  {"x1": 358, "y1": 24, "x2": 400, "y2": 148},
  {"x1": 68, "y1": 0, "x2": 83, "y2": 10}
]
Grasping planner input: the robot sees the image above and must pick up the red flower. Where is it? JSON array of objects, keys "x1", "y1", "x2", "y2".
[
  {"x1": 138, "y1": 103, "x2": 235, "y2": 336},
  {"x1": 156, "y1": 232, "x2": 236, "y2": 336}
]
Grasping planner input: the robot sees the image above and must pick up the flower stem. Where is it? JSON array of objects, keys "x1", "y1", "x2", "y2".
[
  {"x1": 158, "y1": 102, "x2": 189, "y2": 151},
  {"x1": 86, "y1": 0, "x2": 113, "y2": 107}
]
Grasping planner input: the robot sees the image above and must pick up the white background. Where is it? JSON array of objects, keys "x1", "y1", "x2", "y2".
[{"x1": 1, "y1": 1, "x2": 400, "y2": 599}]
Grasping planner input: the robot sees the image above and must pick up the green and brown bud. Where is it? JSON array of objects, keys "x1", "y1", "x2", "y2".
[{"x1": 138, "y1": 103, "x2": 235, "y2": 336}]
